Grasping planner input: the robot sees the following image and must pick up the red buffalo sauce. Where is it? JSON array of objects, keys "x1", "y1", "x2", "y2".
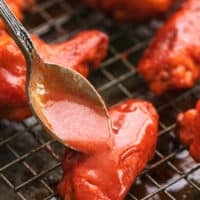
[
  {"x1": 38, "y1": 88, "x2": 113, "y2": 154},
  {"x1": 57, "y1": 99, "x2": 159, "y2": 199}
]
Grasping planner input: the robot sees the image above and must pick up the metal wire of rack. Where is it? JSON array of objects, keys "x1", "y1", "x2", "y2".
[{"x1": 0, "y1": 0, "x2": 200, "y2": 199}]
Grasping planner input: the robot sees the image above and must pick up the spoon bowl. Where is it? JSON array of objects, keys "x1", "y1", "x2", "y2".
[
  {"x1": 0, "y1": 0, "x2": 112, "y2": 153},
  {"x1": 29, "y1": 58, "x2": 112, "y2": 153}
]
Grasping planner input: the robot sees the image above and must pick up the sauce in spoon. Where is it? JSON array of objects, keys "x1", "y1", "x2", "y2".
[
  {"x1": 0, "y1": 0, "x2": 112, "y2": 154},
  {"x1": 40, "y1": 89, "x2": 112, "y2": 154},
  {"x1": 30, "y1": 62, "x2": 113, "y2": 154}
]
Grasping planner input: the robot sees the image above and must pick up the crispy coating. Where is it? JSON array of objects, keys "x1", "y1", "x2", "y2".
[
  {"x1": 0, "y1": 30, "x2": 108, "y2": 120},
  {"x1": 0, "y1": 0, "x2": 34, "y2": 29},
  {"x1": 84, "y1": 0, "x2": 175, "y2": 22},
  {"x1": 138, "y1": 0, "x2": 200, "y2": 95},
  {"x1": 177, "y1": 100, "x2": 200, "y2": 162},
  {"x1": 58, "y1": 99, "x2": 158, "y2": 200}
]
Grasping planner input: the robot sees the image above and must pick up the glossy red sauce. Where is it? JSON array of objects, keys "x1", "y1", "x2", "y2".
[
  {"x1": 39, "y1": 89, "x2": 112, "y2": 154},
  {"x1": 57, "y1": 99, "x2": 158, "y2": 199}
]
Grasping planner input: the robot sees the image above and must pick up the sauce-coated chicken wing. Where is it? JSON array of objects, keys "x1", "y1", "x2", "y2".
[
  {"x1": 177, "y1": 100, "x2": 200, "y2": 162},
  {"x1": 84, "y1": 0, "x2": 175, "y2": 22},
  {"x1": 58, "y1": 99, "x2": 158, "y2": 200},
  {"x1": 0, "y1": 30, "x2": 108, "y2": 120},
  {"x1": 138, "y1": 0, "x2": 200, "y2": 95}
]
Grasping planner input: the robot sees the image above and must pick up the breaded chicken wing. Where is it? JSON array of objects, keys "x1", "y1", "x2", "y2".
[
  {"x1": 0, "y1": 30, "x2": 108, "y2": 120},
  {"x1": 177, "y1": 100, "x2": 200, "y2": 162},
  {"x1": 58, "y1": 99, "x2": 158, "y2": 200},
  {"x1": 138, "y1": 0, "x2": 200, "y2": 95},
  {"x1": 84, "y1": 0, "x2": 175, "y2": 22}
]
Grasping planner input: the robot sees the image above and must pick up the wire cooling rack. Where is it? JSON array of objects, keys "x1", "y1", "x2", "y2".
[{"x1": 0, "y1": 0, "x2": 200, "y2": 199}]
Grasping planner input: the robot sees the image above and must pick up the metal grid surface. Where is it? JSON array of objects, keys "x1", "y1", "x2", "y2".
[{"x1": 0, "y1": 0, "x2": 200, "y2": 199}]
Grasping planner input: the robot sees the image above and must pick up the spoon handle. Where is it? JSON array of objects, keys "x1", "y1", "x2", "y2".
[{"x1": 0, "y1": 0, "x2": 36, "y2": 67}]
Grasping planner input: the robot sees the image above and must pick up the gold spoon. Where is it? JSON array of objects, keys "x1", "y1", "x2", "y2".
[{"x1": 0, "y1": 0, "x2": 112, "y2": 153}]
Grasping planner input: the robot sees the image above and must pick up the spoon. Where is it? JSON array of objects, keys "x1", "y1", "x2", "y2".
[{"x1": 0, "y1": 0, "x2": 112, "y2": 153}]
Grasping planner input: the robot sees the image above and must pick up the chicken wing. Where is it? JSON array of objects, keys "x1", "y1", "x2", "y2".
[
  {"x1": 0, "y1": 30, "x2": 108, "y2": 120},
  {"x1": 58, "y1": 99, "x2": 158, "y2": 200},
  {"x1": 84, "y1": 0, "x2": 175, "y2": 22},
  {"x1": 177, "y1": 100, "x2": 200, "y2": 162},
  {"x1": 0, "y1": 0, "x2": 34, "y2": 29},
  {"x1": 138, "y1": 0, "x2": 200, "y2": 95}
]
